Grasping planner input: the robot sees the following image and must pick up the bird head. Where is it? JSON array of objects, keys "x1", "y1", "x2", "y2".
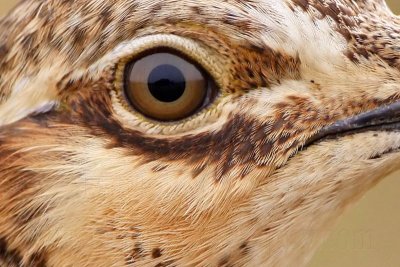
[{"x1": 0, "y1": 0, "x2": 399, "y2": 266}]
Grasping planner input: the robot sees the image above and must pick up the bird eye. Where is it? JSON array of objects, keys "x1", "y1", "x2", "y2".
[{"x1": 124, "y1": 50, "x2": 218, "y2": 121}]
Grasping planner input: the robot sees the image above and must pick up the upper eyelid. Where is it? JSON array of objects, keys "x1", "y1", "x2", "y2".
[{"x1": 86, "y1": 34, "x2": 225, "y2": 87}]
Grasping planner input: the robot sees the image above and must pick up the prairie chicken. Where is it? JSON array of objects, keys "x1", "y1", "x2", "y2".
[{"x1": 0, "y1": 0, "x2": 400, "y2": 266}]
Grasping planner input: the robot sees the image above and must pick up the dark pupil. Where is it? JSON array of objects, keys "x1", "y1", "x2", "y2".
[{"x1": 148, "y1": 64, "x2": 186, "y2": 103}]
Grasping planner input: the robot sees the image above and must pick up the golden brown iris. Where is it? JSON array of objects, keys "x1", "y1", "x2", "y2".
[{"x1": 124, "y1": 50, "x2": 217, "y2": 121}]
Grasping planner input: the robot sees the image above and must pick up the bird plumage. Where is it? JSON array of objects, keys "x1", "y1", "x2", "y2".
[{"x1": 0, "y1": 0, "x2": 400, "y2": 266}]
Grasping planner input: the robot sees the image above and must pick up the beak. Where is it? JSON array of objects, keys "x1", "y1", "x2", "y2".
[{"x1": 307, "y1": 100, "x2": 400, "y2": 145}]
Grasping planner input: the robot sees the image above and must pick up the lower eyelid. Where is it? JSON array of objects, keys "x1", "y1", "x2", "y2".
[{"x1": 110, "y1": 84, "x2": 226, "y2": 136}]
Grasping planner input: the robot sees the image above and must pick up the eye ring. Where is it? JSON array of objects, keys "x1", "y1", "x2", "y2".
[{"x1": 123, "y1": 48, "x2": 219, "y2": 122}]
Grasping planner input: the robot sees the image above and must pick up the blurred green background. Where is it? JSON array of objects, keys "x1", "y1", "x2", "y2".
[{"x1": 1, "y1": 1, "x2": 400, "y2": 267}]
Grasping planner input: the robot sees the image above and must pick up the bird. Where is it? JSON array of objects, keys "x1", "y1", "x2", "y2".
[{"x1": 0, "y1": 0, "x2": 400, "y2": 266}]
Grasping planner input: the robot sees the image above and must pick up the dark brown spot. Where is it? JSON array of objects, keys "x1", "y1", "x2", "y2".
[
  {"x1": 152, "y1": 248, "x2": 162, "y2": 259},
  {"x1": 263, "y1": 227, "x2": 273, "y2": 233},
  {"x1": 152, "y1": 165, "x2": 168, "y2": 172},
  {"x1": 239, "y1": 242, "x2": 250, "y2": 255},
  {"x1": 218, "y1": 256, "x2": 230, "y2": 266},
  {"x1": 191, "y1": 164, "x2": 207, "y2": 179},
  {"x1": 290, "y1": 0, "x2": 309, "y2": 11},
  {"x1": 0, "y1": 44, "x2": 8, "y2": 60},
  {"x1": 0, "y1": 237, "x2": 22, "y2": 266},
  {"x1": 28, "y1": 251, "x2": 48, "y2": 267},
  {"x1": 191, "y1": 6, "x2": 204, "y2": 15},
  {"x1": 155, "y1": 261, "x2": 175, "y2": 267}
]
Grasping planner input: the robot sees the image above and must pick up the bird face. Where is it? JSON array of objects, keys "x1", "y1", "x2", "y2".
[{"x1": 0, "y1": 0, "x2": 399, "y2": 266}]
